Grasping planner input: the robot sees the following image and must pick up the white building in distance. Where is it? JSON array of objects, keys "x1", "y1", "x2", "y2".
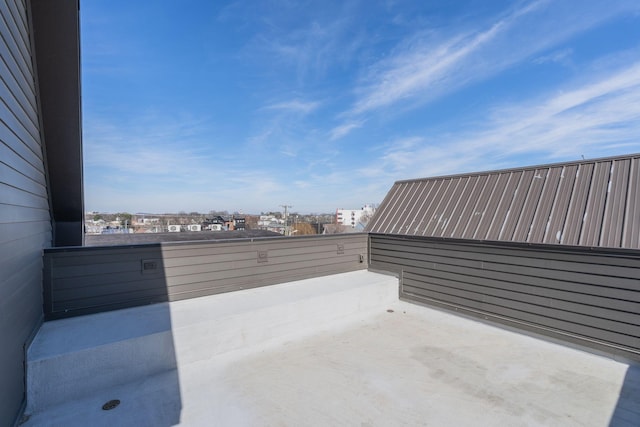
[{"x1": 335, "y1": 205, "x2": 376, "y2": 229}]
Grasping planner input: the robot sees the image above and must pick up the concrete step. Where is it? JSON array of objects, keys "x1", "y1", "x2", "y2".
[{"x1": 26, "y1": 270, "x2": 398, "y2": 412}]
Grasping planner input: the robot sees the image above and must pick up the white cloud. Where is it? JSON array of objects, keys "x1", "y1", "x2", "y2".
[
  {"x1": 532, "y1": 48, "x2": 573, "y2": 65},
  {"x1": 329, "y1": 121, "x2": 364, "y2": 141},
  {"x1": 360, "y1": 59, "x2": 640, "y2": 182},
  {"x1": 343, "y1": 0, "x2": 640, "y2": 122},
  {"x1": 478, "y1": 61, "x2": 640, "y2": 156},
  {"x1": 264, "y1": 99, "x2": 321, "y2": 114},
  {"x1": 242, "y1": 3, "x2": 365, "y2": 83}
]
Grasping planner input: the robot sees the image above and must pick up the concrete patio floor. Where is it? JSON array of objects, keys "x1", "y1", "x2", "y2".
[{"x1": 24, "y1": 273, "x2": 640, "y2": 426}]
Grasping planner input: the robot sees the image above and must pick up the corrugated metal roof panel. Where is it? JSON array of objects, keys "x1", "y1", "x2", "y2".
[
  {"x1": 414, "y1": 179, "x2": 444, "y2": 235},
  {"x1": 462, "y1": 174, "x2": 496, "y2": 239},
  {"x1": 376, "y1": 182, "x2": 405, "y2": 234},
  {"x1": 384, "y1": 182, "x2": 411, "y2": 234},
  {"x1": 543, "y1": 165, "x2": 577, "y2": 245},
  {"x1": 398, "y1": 180, "x2": 430, "y2": 235},
  {"x1": 600, "y1": 158, "x2": 630, "y2": 247},
  {"x1": 528, "y1": 166, "x2": 561, "y2": 243},
  {"x1": 420, "y1": 178, "x2": 451, "y2": 236},
  {"x1": 501, "y1": 170, "x2": 533, "y2": 241},
  {"x1": 622, "y1": 158, "x2": 640, "y2": 248},
  {"x1": 474, "y1": 173, "x2": 508, "y2": 240},
  {"x1": 580, "y1": 161, "x2": 610, "y2": 246},
  {"x1": 367, "y1": 153, "x2": 640, "y2": 249},
  {"x1": 452, "y1": 175, "x2": 488, "y2": 239},
  {"x1": 484, "y1": 172, "x2": 520, "y2": 241},
  {"x1": 365, "y1": 182, "x2": 395, "y2": 232},
  {"x1": 513, "y1": 168, "x2": 548, "y2": 242},
  {"x1": 393, "y1": 181, "x2": 424, "y2": 234},
  {"x1": 561, "y1": 163, "x2": 593, "y2": 245},
  {"x1": 431, "y1": 177, "x2": 467, "y2": 237}
]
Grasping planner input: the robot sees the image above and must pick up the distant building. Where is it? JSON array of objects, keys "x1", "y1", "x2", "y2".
[
  {"x1": 258, "y1": 215, "x2": 285, "y2": 233},
  {"x1": 203, "y1": 215, "x2": 241, "y2": 231},
  {"x1": 85, "y1": 219, "x2": 106, "y2": 234},
  {"x1": 234, "y1": 217, "x2": 246, "y2": 231},
  {"x1": 203, "y1": 216, "x2": 228, "y2": 230},
  {"x1": 336, "y1": 204, "x2": 376, "y2": 228},
  {"x1": 258, "y1": 215, "x2": 282, "y2": 227}
]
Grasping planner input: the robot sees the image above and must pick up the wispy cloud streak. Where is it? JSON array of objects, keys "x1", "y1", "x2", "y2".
[
  {"x1": 264, "y1": 99, "x2": 321, "y2": 114},
  {"x1": 363, "y1": 60, "x2": 640, "y2": 181},
  {"x1": 329, "y1": 121, "x2": 364, "y2": 141},
  {"x1": 333, "y1": 0, "x2": 640, "y2": 138}
]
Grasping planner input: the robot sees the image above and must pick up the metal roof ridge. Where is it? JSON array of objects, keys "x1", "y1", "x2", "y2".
[{"x1": 394, "y1": 152, "x2": 640, "y2": 184}]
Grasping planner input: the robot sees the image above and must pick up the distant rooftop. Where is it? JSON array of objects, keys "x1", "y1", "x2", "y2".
[{"x1": 84, "y1": 230, "x2": 282, "y2": 246}]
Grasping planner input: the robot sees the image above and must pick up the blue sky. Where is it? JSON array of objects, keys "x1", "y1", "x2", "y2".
[{"x1": 82, "y1": 0, "x2": 640, "y2": 214}]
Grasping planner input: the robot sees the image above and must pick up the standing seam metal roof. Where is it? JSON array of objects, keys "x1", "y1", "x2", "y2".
[{"x1": 367, "y1": 153, "x2": 640, "y2": 249}]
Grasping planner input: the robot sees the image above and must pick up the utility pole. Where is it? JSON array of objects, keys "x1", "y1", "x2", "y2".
[{"x1": 280, "y1": 204, "x2": 292, "y2": 236}]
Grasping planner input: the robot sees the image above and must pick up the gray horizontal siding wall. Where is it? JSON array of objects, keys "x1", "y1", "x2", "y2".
[
  {"x1": 370, "y1": 234, "x2": 640, "y2": 362},
  {"x1": 0, "y1": 0, "x2": 49, "y2": 424},
  {"x1": 44, "y1": 234, "x2": 368, "y2": 320}
]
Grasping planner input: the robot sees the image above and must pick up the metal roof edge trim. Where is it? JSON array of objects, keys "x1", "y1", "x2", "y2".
[
  {"x1": 368, "y1": 232, "x2": 640, "y2": 257},
  {"x1": 43, "y1": 233, "x2": 369, "y2": 253},
  {"x1": 393, "y1": 152, "x2": 640, "y2": 184}
]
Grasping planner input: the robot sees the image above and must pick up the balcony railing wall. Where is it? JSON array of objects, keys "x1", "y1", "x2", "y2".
[
  {"x1": 43, "y1": 231, "x2": 640, "y2": 362},
  {"x1": 43, "y1": 234, "x2": 368, "y2": 320}
]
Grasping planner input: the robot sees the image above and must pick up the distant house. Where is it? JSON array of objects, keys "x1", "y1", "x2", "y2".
[
  {"x1": 202, "y1": 216, "x2": 244, "y2": 231},
  {"x1": 140, "y1": 217, "x2": 160, "y2": 225},
  {"x1": 258, "y1": 215, "x2": 284, "y2": 233},
  {"x1": 203, "y1": 216, "x2": 229, "y2": 230},
  {"x1": 336, "y1": 205, "x2": 376, "y2": 229},
  {"x1": 234, "y1": 217, "x2": 246, "y2": 231},
  {"x1": 85, "y1": 219, "x2": 106, "y2": 234},
  {"x1": 258, "y1": 215, "x2": 282, "y2": 227}
]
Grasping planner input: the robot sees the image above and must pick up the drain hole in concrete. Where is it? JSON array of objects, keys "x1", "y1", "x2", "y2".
[
  {"x1": 387, "y1": 309, "x2": 394, "y2": 313},
  {"x1": 102, "y1": 399, "x2": 120, "y2": 410}
]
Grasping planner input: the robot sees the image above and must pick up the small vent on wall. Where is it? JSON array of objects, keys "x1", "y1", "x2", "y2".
[
  {"x1": 337, "y1": 243, "x2": 344, "y2": 255},
  {"x1": 141, "y1": 259, "x2": 160, "y2": 274},
  {"x1": 257, "y1": 250, "x2": 268, "y2": 263}
]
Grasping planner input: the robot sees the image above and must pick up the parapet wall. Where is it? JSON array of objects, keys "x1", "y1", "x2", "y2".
[
  {"x1": 43, "y1": 234, "x2": 368, "y2": 319},
  {"x1": 370, "y1": 233, "x2": 640, "y2": 362}
]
